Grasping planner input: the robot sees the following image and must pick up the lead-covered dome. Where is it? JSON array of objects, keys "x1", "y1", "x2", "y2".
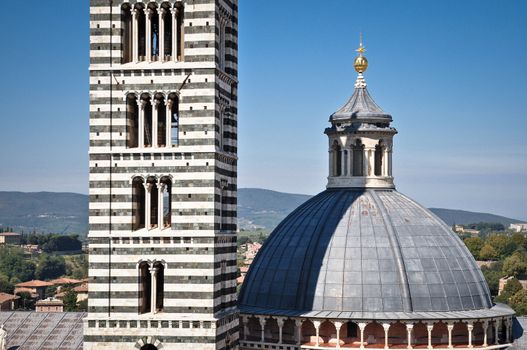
[{"x1": 239, "y1": 188, "x2": 492, "y2": 315}]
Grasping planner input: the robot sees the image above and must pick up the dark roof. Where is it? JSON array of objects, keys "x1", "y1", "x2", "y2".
[
  {"x1": 512, "y1": 317, "x2": 527, "y2": 349},
  {"x1": 331, "y1": 87, "x2": 392, "y2": 121},
  {"x1": 0, "y1": 311, "x2": 85, "y2": 350},
  {"x1": 239, "y1": 189, "x2": 494, "y2": 317}
]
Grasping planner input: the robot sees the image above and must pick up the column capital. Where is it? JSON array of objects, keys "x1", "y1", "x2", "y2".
[
  {"x1": 276, "y1": 317, "x2": 285, "y2": 327},
  {"x1": 334, "y1": 321, "x2": 343, "y2": 329},
  {"x1": 146, "y1": 8, "x2": 154, "y2": 17},
  {"x1": 294, "y1": 319, "x2": 302, "y2": 327},
  {"x1": 427, "y1": 324, "x2": 434, "y2": 331},
  {"x1": 406, "y1": 323, "x2": 414, "y2": 330},
  {"x1": 258, "y1": 317, "x2": 266, "y2": 327},
  {"x1": 313, "y1": 320, "x2": 321, "y2": 328},
  {"x1": 358, "y1": 322, "x2": 367, "y2": 331},
  {"x1": 144, "y1": 182, "x2": 153, "y2": 192},
  {"x1": 171, "y1": 7, "x2": 179, "y2": 16},
  {"x1": 467, "y1": 323, "x2": 474, "y2": 330},
  {"x1": 383, "y1": 323, "x2": 391, "y2": 331}
]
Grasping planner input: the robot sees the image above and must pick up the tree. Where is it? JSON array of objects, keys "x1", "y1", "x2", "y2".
[
  {"x1": 63, "y1": 288, "x2": 78, "y2": 312},
  {"x1": 486, "y1": 234, "x2": 517, "y2": 259},
  {"x1": 502, "y1": 252, "x2": 527, "y2": 278},
  {"x1": 479, "y1": 244, "x2": 498, "y2": 261},
  {"x1": 481, "y1": 268, "x2": 501, "y2": 296},
  {"x1": 0, "y1": 246, "x2": 36, "y2": 281},
  {"x1": 464, "y1": 237, "x2": 484, "y2": 260},
  {"x1": 496, "y1": 278, "x2": 523, "y2": 303},
  {"x1": 509, "y1": 289, "x2": 527, "y2": 316},
  {"x1": 0, "y1": 273, "x2": 13, "y2": 294},
  {"x1": 511, "y1": 233, "x2": 526, "y2": 247},
  {"x1": 35, "y1": 254, "x2": 66, "y2": 280}
]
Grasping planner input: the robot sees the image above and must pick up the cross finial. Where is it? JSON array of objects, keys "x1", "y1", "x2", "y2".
[{"x1": 356, "y1": 32, "x2": 366, "y2": 56}]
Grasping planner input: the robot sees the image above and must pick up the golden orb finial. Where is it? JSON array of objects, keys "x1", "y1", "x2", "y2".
[{"x1": 354, "y1": 33, "x2": 368, "y2": 74}]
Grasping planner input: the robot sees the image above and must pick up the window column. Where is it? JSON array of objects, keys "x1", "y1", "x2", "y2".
[
  {"x1": 158, "y1": 9, "x2": 165, "y2": 62},
  {"x1": 166, "y1": 100, "x2": 172, "y2": 148},
  {"x1": 258, "y1": 317, "x2": 265, "y2": 343},
  {"x1": 171, "y1": 8, "x2": 179, "y2": 61},
  {"x1": 334, "y1": 321, "x2": 343, "y2": 349},
  {"x1": 144, "y1": 182, "x2": 152, "y2": 229},
  {"x1": 341, "y1": 150, "x2": 347, "y2": 176},
  {"x1": 146, "y1": 8, "x2": 153, "y2": 62},
  {"x1": 295, "y1": 319, "x2": 302, "y2": 345},
  {"x1": 277, "y1": 318, "x2": 284, "y2": 344},
  {"x1": 348, "y1": 147, "x2": 353, "y2": 176},
  {"x1": 158, "y1": 183, "x2": 165, "y2": 229},
  {"x1": 152, "y1": 99, "x2": 159, "y2": 147},
  {"x1": 467, "y1": 322, "x2": 474, "y2": 348},
  {"x1": 138, "y1": 99, "x2": 145, "y2": 148},
  {"x1": 313, "y1": 320, "x2": 321, "y2": 347},
  {"x1": 494, "y1": 320, "x2": 499, "y2": 345},
  {"x1": 482, "y1": 320, "x2": 489, "y2": 347},
  {"x1": 149, "y1": 265, "x2": 158, "y2": 314},
  {"x1": 383, "y1": 147, "x2": 389, "y2": 176},
  {"x1": 363, "y1": 149, "x2": 369, "y2": 177},
  {"x1": 406, "y1": 323, "x2": 414, "y2": 349},
  {"x1": 358, "y1": 322, "x2": 366, "y2": 349},
  {"x1": 132, "y1": 8, "x2": 139, "y2": 62},
  {"x1": 383, "y1": 323, "x2": 390, "y2": 349},
  {"x1": 447, "y1": 323, "x2": 454, "y2": 349},
  {"x1": 426, "y1": 323, "x2": 433, "y2": 350}
]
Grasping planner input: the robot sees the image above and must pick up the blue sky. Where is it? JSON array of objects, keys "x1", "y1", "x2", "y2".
[{"x1": 0, "y1": 1, "x2": 525, "y2": 220}]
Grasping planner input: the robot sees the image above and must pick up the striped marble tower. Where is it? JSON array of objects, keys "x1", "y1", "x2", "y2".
[{"x1": 84, "y1": 1, "x2": 239, "y2": 349}]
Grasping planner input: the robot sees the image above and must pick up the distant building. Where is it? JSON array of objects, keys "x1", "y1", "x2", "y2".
[
  {"x1": 55, "y1": 283, "x2": 89, "y2": 303},
  {"x1": 14, "y1": 280, "x2": 54, "y2": 300},
  {"x1": 36, "y1": 298, "x2": 64, "y2": 313},
  {"x1": 0, "y1": 293, "x2": 20, "y2": 311},
  {"x1": 453, "y1": 225, "x2": 480, "y2": 236},
  {"x1": 0, "y1": 232, "x2": 21, "y2": 245},
  {"x1": 510, "y1": 223, "x2": 527, "y2": 232}
]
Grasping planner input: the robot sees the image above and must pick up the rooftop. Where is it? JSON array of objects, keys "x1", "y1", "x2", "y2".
[
  {"x1": 0, "y1": 311, "x2": 84, "y2": 350},
  {"x1": 0, "y1": 232, "x2": 21, "y2": 236},
  {"x1": 0, "y1": 292, "x2": 19, "y2": 304},
  {"x1": 15, "y1": 280, "x2": 54, "y2": 288}
]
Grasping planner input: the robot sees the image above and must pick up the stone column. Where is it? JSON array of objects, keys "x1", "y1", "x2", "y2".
[
  {"x1": 467, "y1": 322, "x2": 473, "y2": 348},
  {"x1": 505, "y1": 318, "x2": 511, "y2": 343},
  {"x1": 359, "y1": 322, "x2": 366, "y2": 349},
  {"x1": 383, "y1": 148, "x2": 389, "y2": 176},
  {"x1": 334, "y1": 321, "x2": 342, "y2": 349},
  {"x1": 242, "y1": 316, "x2": 248, "y2": 341},
  {"x1": 166, "y1": 100, "x2": 173, "y2": 148},
  {"x1": 152, "y1": 99, "x2": 159, "y2": 147},
  {"x1": 158, "y1": 9, "x2": 165, "y2": 61},
  {"x1": 131, "y1": 9, "x2": 139, "y2": 62},
  {"x1": 341, "y1": 150, "x2": 346, "y2": 176},
  {"x1": 138, "y1": 99, "x2": 145, "y2": 148},
  {"x1": 406, "y1": 323, "x2": 413, "y2": 350},
  {"x1": 277, "y1": 318, "x2": 284, "y2": 344},
  {"x1": 482, "y1": 321, "x2": 488, "y2": 347},
  {"x1": 313, "y1": 320, "x2": 321, "y2": 347},
  {"x1": 144, "y1": 182, "x2": 152, "y2": 229},
  {"x1": 149, "y1": 265, "x2": 158, "y2": 313},
  {"x1": 383, "y1": 323, "x2": 390, "y2": 349},
  {"x1": 426, "y1": 323, "x2": 433, "y2": 350},
  {"x1": 363, "y1": 149, "x2": 369, "y2": 177},
  {"x1": 295, "y1": 319, "x2": 302, "y2": 345},
  {"x1": 158, "y1": 183, "x2": 165, "y2": 229},
  {"x1": 348, "y1": 147, "x2": 353, "y2": 176},
  {"x1": 171, "y1": 8, "x2": 179, "y2": 61},
  {"x1": 145, "y1": 8, "x2": 153, "y2": 62},
  {"x1": 447, "y1": 323, "x2": 454, "y2": 349},
  {"x1": 259, "y1": 317, "x2": 265, "y2": 343},
  {"x1": 388, "y1": 149, "x2": 393, "y2": 176},
  {"x1": 494, "y1": 320, "x2": 499, "y2": 345}
]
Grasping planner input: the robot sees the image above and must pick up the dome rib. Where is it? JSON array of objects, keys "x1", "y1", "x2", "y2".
[{"x1": 370, "y1": 190, "x2": 413, "y2": 312}]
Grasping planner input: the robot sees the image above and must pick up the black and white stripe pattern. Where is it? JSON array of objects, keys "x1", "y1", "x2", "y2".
[{"x1": 85, "y1": 0, "x2": 239, "y2": 349}]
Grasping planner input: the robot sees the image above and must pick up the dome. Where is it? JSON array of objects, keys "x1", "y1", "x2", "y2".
[{"x1": 239, "y1": 188, "x2": 493, "y2": 316}]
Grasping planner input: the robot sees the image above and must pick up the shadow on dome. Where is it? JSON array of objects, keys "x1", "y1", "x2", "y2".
[{"x1": 239, "y1": 189, "x2": 365, "y2": 313}]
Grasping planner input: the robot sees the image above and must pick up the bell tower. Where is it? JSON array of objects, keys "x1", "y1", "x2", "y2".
[
  {"x1": 325, "y1": 37, "x2": 397, "y2": 189},
  {"x1": 84, "y1": 1, "x2": 239, "y2": 349}
]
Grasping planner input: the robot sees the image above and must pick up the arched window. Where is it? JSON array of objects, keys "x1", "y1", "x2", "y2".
[
  {"x1": 141, "y1": 94, "x2": 153, "y2": 147},
  {"x1": 374, "y1": 142, "x2": 383, "y2": 176},
  {"x1": 136, "y1": 5, "x2": 146, "y2": 60},
  {"x1": 160, "y1": 2, "x2": 172, "y2": 59},
  {"x1": 147, "y1": 177, "x2": 158, "y2": 229},
  {"x1": 168, "y1": 93, "x2": 179, "y2": 146},
  {"x1": 155, "y1": 93, "x2": 167, "y2": 147},
  {"x1": 121, "y1": 4, "x2": 133, "y2": 63},
  {"x1": 132, "y1": 177, "x2": 145, "y2": 230},
  {"x1": 153, "y1": 261, "x2": 164, "y2": 312},
  {"x1": 148, "y1": 4, "x2": 160, "y2": 60},
  {"x1": 332, "y1": 141, "x2": 342, "y2": 176},
  {"x1": 139, "y1": 262, "x2": 151, "y2": 314},
  {"x1": 126, "y1": 94, "x2": 139, "y2": 148},
  {"x1": 140, "y1": 345, "x2": 158, "y2": 350},
  {"x1": 160, "y1": 176, "x2": 172, "y2": 229},
  {"x1": 174, "y1": 3, "x2": 184, "y2": 61},
  {"x1": 352, "y1": 139, "x2": 364, "y2": 176}
]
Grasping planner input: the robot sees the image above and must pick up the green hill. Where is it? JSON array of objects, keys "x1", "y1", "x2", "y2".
[
  {"x1": 0, "y1": 189, "x2": 521, "y2": 234},
  {"x1": 0, "y1": 191, "x2": 88, "y2": 235}
]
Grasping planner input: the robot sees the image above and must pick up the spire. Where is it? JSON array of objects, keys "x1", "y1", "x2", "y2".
[{"x1": 354, "y1": 33, "x2": 368, "y2": 88}]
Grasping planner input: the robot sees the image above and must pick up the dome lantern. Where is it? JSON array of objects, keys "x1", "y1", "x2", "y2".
[{"x1": 325, "y1": 35, "x2": 397, "y2": 189}]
